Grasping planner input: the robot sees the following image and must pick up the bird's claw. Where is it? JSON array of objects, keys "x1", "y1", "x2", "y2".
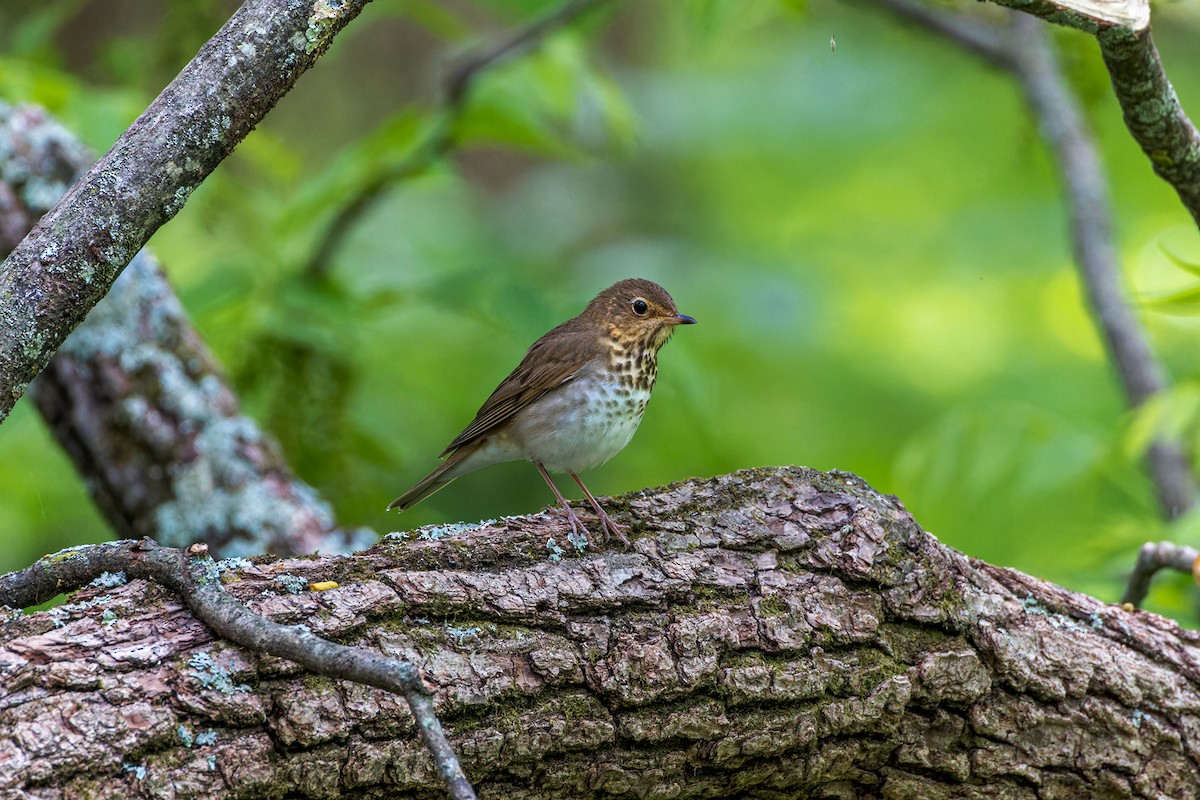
[
  {"x1": 596, "y1": 514, "x2": 631, "y2": 549},
  {"x1": 550, "y1": 502, "x2": 631, "y2": 551}
]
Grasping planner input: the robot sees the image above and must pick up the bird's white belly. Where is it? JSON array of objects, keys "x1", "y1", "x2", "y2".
[{"x1": 509, "y1": 371, "x2": 650, "y2": 473}]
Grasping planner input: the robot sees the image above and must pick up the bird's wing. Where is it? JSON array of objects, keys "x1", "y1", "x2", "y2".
[{"x1": 440, "y1": 323, "x2": 600, "y2": 456}]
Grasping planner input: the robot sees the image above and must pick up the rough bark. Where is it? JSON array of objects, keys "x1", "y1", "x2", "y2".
[
  {"x1": 29, "y1": 249, "x2": 373, "y2": 558},
  {"x1": 0, "y1": 0, "x2": 373, "y2": 422},
  {"x1": 3, "y1": 466, "x2": 1197, "y2": 799}
]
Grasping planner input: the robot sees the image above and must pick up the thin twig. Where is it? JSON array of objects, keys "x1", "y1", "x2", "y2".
[
  {"x1": 862, "y1": 0, "x2": 1008, "y2": 64},
  {"x1": 997, "y1": 16, "x2": 1196, "y2": 519},
  {"x1": 0, "y1": 539, "x2": 477, "y2": 800},
  {"x1": 1119, "y1": 540, "x2": 1200, "y2": 607},
  {"x1": 444, "y1": 0, "x2": 610, "y2": 106},
  {"x1": 303, "y1": 0, "x2": 613, "y2": 278}
]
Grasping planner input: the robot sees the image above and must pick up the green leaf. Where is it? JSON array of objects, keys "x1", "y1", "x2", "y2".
[
  {"x1": 278, "y1": 110, "x2": 438, "y2": 234},
  {"x1": 1158, "y1": 242, "x2": 1200, "y2": 279},
  {"x1": 1142, "y1": 285, "x2": 1200, "y2": 315},
  {"x1": 1122, "y1": 383, "x2": 1200, "y2": 461}
]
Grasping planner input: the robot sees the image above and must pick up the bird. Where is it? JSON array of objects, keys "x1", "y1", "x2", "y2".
[{"x1": 388, "y1": 278, "x2": 696, "y2": 547}]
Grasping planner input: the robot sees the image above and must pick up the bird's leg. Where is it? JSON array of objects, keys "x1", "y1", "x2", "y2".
[
  {"x1": 533, "y1": 461, "x2": 590, "y2": 548},
  {"x1": 567, "y1": 470, "x2": 631, "y2": 549}
]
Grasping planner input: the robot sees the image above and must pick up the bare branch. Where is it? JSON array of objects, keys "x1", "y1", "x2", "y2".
[
  {"x1": 860, "y1": 0, "x2": 1009, "y2": 65},
  {"x1": 0, "y1": 0, "x2": 374, "y2": 423},
  {"x1": 304, "y1": 0, "x2": 613, "y2": 278},
  {"x1": 1120, "y1": 540, "x2": 1200, "y2": 607},
  {"x1": 995, "y1": 16, "x2": 1196, "y2": 518}
]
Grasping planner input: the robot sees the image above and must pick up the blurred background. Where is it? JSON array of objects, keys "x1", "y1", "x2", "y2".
[{"x1": 4, "y1": 0, "x2": 1200, "y2": 617}]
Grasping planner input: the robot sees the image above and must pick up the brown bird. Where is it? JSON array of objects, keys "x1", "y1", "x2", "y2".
[{"x1": 388, "y1": 278, "x2": 696, "y2": 547}]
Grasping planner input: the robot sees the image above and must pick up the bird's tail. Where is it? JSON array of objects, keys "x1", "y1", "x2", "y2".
[{"x1": 386, "y1": 442, "x2": 481, "y2": 511}]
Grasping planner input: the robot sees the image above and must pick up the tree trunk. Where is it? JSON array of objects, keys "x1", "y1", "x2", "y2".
[{"x1": 2, "y1": 466, "x2": 1197, "y2": 798}]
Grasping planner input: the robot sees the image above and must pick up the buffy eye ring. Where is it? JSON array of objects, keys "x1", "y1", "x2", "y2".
[{"x1": 631, "y1": 299, "x2": 649, "y2": 316}]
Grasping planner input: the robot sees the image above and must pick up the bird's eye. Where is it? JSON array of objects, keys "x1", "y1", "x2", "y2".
[{"x1": 631, "y1": 299, "x2": 649, "y2": 316}]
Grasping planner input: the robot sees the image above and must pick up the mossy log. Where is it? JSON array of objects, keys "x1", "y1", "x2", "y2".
[{"x1": 3, "y1": 466, "x2": 1198, "y2": 798}]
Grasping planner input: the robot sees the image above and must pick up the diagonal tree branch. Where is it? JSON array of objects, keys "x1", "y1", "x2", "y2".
[
  {"x1": 0, "y1": 104, "x2": 367, "y2": 559},
  {"x1": 867, "y1": 1, "x2": 1197, "y2": 521},
  {"x1": 974, "y1": 0, "x2": 1200, "y2": 229},
  {"x1": 1096, "y1": 28, "x2": 1200, "y2": 229},
  {"x1": 996, "y1": 17, "x2": 1196, "y2": 519},
  {"x1": 984, "y1": 0, "x2": 1148, "y2": 31},
  {"x1": 0, "y1": 0, "x2": 375, "y2": 423}
]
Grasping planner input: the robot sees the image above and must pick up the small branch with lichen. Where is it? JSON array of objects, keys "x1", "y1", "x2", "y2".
[
  {"x1": 303, "y1": 0, "x2": 613, "y2": 278},
  {"x1": 1097, "y1": 28, "x2": 1200, "y2": 229},
  {"x1": 0, "y1": 538, "x2": 477, "y2": 800},
  {"x1": 0, "y1": 0, "x2": 374, "y2": 423},
  {"x1": 968, "y1": 0, "x2": 1200, "y2": 229}
]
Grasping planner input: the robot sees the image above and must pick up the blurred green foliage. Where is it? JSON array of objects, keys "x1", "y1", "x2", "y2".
[{"x1": 4, "y1": 0, "x2": 1200, "y2": 617}]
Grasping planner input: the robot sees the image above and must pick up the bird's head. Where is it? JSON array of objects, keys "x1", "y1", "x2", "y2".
[{"x1": 585, "y1": 278, "x2": 696, "y2": 351}]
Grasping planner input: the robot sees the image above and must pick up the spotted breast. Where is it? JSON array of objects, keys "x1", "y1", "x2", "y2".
[{"x1": 508, "y1": 342, "x2": 655, "y2": 473}]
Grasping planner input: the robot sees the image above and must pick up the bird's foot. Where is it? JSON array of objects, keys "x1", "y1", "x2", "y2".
[
  {"x1": 561, "y1": 469, "x2": 631, "y2": 550},
  {"x1": 553, "y1": 504, "x2": 592, "y2": 551},
  {"x1": 572, "y1": 508, "x2": 630, "y2": 549},
  {"x1": 592, "y1": 508, "x2": 631, "y2": 549}
]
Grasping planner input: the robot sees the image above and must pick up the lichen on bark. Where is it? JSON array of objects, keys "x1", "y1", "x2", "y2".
[{"x1": 3, "y1": 466, "x2": 1199, "y2": 798}]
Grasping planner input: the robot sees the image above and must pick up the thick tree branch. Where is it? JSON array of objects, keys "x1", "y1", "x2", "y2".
[
  {"x1": 0, "y1": 103, "x2": 363, "y2": 558},
  {"x1": 4, "y1": 467, "x2": 1198, "y2": 797},
  {"x1": 0, "y1": 538, "x2": 476, "y2": 800},
  {"x1": 0, "y1": 0, "x2": 374, "y2": 423}
]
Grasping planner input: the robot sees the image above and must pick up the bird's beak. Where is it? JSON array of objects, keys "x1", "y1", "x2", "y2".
[{"x1": 670, "y1": 313, "x2": 697, "y2": 325}]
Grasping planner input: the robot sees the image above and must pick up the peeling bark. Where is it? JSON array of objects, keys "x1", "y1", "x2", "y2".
[{"x1": 3, "y1": 467, "x2": 1197, "y2": 798}]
